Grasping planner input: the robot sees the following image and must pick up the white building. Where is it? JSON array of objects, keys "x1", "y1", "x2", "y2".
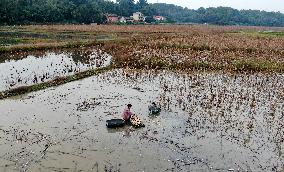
[
  {"x1": 132, "y1": 12, "x2": 145, "y2": 22},
  {"x1": 153, "y1": 15, "x2": 166, "y2": 21},
  {"x1": 119, "y1": 16, "x2": 126, "y2": 23}
]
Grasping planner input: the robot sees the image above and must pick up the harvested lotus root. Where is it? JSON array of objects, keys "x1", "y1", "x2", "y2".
[{"x1": 130, "y1": 115, "x2": 145, "y2": 127}]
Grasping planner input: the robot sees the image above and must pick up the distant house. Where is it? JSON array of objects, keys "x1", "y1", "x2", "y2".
[
  {"x1": 132, "y1": 12, "x2": 145, "y2": 22},
  {"x1": 106, "y1": 14, "x2": 119, "y2": 23},
  {"x1": 105, "y1": 12, "x2": 146, "y2": 24},
  {"x1": 125, "y1": 17, "x2": 134, "y2": 23},
  {"x1": 119, "y1": 16, "x2": 126, "y2": 23},
  {"x1": 153, "y1": 15, "x2": 166, "y2": 22}
]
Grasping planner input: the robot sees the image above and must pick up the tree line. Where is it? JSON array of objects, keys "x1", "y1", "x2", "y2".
[
  {"x1": 1, "y1": 0, "x2": 284, "y2": 27},
  {"x1": 153, "y1": 3, "x2": 284, "y2": 27},
  {"x1": 0, "y1": 0, "x2": 157, "y2": 24}
]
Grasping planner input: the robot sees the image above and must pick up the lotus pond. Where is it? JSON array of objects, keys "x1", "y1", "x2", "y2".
[
  {"x1": 0, "y1": 69, "x2": 283, "y2": 172},
  {"x1": 0, "y1": 49, "x2": 111, "y2": 92}
]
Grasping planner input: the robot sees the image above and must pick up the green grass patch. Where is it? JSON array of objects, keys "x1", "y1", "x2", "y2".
[
  {"x1": 0, "y1": 38, "x2": 118, "y2": 53},
  {"x1": 0, "y1": 37, "x2": 25, "y2": 46},
  {"x1": 259, "y1": 31, "x2": 284, "y2": 36},
  {"x1": 231, "y1": 59, "x2": 284, "y2": 72},
  {"x1": 227, "y1": 30, "x2": 284, "y2": 37}
]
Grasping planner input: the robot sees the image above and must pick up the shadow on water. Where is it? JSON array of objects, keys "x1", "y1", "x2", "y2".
[{"x1": 0, "y1": 69, "x2": 283, "y2": 171}]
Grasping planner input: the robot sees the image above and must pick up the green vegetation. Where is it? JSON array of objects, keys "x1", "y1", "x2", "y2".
[
  {"x1": 0, "y1": 0, "x2": 156, "y2": 25},
  {"x1": 232, "y1": 59, "x2": 284, "y2": 72},
  {"x1": 1, "y1": 0, "x2": 284, "y2": 26},
  {"x1": 227, "y1": 30, "x2": 284, "y2": 38},
  {"x1": 259, "y1": 31, "x2": 284, "y2": 36},
  {"x1": 0, "y1": 37, "x2": 25, "y2": 46},
  {"x1": 152, "y1": 4, "x2": 284, "y2": 27},
  {"x1": 0, "y1": 40, "x2": 111, "y2": 53},
  {"x1": 0, "y1": 26, "x2": 117, "y2": 54}
]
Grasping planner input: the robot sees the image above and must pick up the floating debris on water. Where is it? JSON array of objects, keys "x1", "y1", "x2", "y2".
[{"x1": 0, "y1": 69, "x2": 283, "y2": 171}]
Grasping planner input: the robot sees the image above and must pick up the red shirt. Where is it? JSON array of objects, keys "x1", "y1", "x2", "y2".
[{"x1": 122, "y1": 107, "x2": 133, "y2": 121}]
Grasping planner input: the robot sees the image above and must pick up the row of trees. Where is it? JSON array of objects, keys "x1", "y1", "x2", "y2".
[
  {"x1": 0, "y1": 0, "x2": 156, "y2": 24},
  {"x1": 152, "y1": 4, "x2": 284, "y2": 27},
  {"x1": 1, "y1": 0, "x2": 284, "y2": 26}
]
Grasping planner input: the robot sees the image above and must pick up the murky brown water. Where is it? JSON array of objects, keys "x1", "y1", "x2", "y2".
[
  {"x1": 0, "y1": 69, "x2": 283, "y2": 172},
  {"x1": 0, "y1": 49, "x2": 112, "y2": 91}
]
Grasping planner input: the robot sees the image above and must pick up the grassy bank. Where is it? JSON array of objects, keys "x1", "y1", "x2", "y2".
[
  {"x1": 0, "y1": 66, "x2": 113, "y2": 100},
  {"x1": 0, "y1": 37, "x2": 117, "y2": 54}
]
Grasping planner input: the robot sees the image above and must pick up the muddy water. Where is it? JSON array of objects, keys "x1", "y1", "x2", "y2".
[
  {"x1": 0, "y1": 49, "x2": 112, "y2": 91},
  {"x1": 0, "y1": 69, "x2": 283, "y2": 172}
]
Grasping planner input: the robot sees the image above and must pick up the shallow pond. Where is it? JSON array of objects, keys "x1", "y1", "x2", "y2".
[
  {"x1": 0, "y1": 49, "x2": 112, "y2": 91},
  {"x1": 0, "y1": 69, "x2": 283, "y2": 172}
]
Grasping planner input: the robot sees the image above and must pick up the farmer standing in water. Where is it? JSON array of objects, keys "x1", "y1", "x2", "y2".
[{"x1": 122, "y1": 104, "x2": 133, "y2": 122}]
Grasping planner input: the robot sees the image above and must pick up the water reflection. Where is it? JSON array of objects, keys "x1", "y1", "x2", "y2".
[{"x1": 0, "y1": 49, "x2": 112, "y2": 91}]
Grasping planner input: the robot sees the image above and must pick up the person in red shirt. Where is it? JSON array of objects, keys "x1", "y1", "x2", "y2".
[{"x1": 122, "y1": 104, "x2": 133, "y2": 122}]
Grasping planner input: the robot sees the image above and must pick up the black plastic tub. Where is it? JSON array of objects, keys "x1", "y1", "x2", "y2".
[{"x1": 106, "y1": 119, "x2": 125, "y2": 128}]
